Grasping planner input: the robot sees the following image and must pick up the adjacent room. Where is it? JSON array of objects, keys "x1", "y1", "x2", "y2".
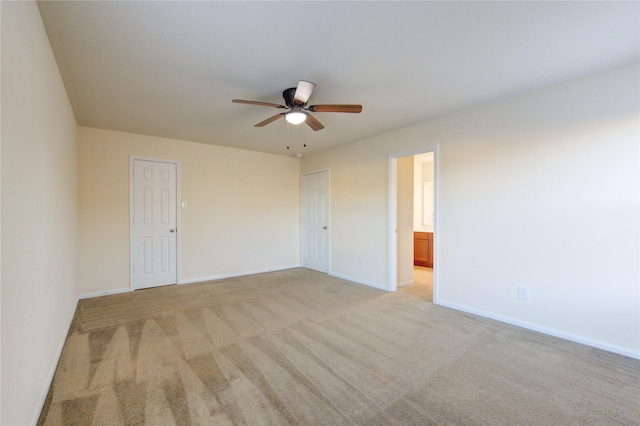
[{"x1": 2, "y1": 1, "x2": 639, "y2": 424}]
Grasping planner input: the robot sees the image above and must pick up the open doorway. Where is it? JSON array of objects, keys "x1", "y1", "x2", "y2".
[{"x1": 389, "y1": 148, "x2": 437, "y2": 302}]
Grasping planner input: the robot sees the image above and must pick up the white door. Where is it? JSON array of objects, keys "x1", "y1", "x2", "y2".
[
  {"x1": 302, "y1": 170, "x2": 330, "y2": 273},
  {"x1": 132, "y1": 159, "x2": 177, "y2": 289}
]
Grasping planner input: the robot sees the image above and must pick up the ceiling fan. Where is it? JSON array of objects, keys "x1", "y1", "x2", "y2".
[{"x1": 232, "y1": 80, "x2": 362, "y2": 131}]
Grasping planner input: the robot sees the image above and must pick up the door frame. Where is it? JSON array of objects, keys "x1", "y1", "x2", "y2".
[
  {"x1": 129, "y1": 156, "x2": 181, "y2": 290},
  {"x1": 301, "y1": 168, "x2": 331, "y2": 273},
  {"x1": 388, "y1": 146, "x2": 438, "y2": 301}
]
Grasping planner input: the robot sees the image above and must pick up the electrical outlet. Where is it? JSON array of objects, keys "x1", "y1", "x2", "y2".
[
  {"x1": 358, "y1": 258, "x2": 364, "y2": 268},
  {"x1": 517, "y1": 286, "x2": 530, "y2": 300},
  {"x1": 247, "y1": 251, "x2": 253, "y2": 261}
]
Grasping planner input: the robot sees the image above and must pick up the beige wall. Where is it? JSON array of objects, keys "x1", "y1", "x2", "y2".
[
  {"x1": 302, "y1": 62, "x2": 640, "y2": 357},
  {"x1": 302, "y1": 142, "x2": 390, "y2": 287},
  {"x1": 1, "y1": 2, "x2": 79, "y2": 424},
  {"x1": 78, "y1": 127, "x2": 301, "y2": 296}
]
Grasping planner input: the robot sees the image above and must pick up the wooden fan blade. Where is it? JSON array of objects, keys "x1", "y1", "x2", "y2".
[
  {"x1": 309, "y1": 104, "x2": 363, "y2": 113},
  {"x1": 255, "y1": 113, "x2": 285, "y2": 127},
  {"x1": 233, "y1": 99, "x2": 287, "y2": 109},
  {"x1": 293, "y1": 80, "x2": 316, "y2": 105},
  {"x1": 304, "y1": 113, "x2": 324, "y2": 131}
]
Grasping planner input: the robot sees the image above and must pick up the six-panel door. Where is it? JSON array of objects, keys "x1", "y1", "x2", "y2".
[
  {"x1": 133, "y1": 160, "x2": 177, "y2": 289},
  {"x1": 302, "y1": 171, "x2": 330, "y2": 273}
]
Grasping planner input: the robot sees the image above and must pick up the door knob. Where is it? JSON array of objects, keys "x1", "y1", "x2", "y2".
[
  {"x1": 323, "y1": 226, "x2": 327, "y2": 230},
  {"x1": 170, "y1": 229, "x2": 176, "y2": 233}
]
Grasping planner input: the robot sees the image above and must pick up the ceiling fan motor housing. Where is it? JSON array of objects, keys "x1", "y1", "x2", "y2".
[{"x1": 283, "y1": 87, "x2": 299, "y2": 107}]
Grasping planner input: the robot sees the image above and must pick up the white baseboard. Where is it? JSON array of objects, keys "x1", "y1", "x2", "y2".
[
  {"x1": 179, "y1": 264, "x2": 302, "y2": 285},
  {"x1": 80, "y1": 265, "x2": 303, "y2": 299},
  {"x1": 32, "y1": 300, "x2": 78, "y2": 425},
  {"x1": 437, "y1": 300, "x2": 640, "y2": 360},
  {"x1": 79, "y1": 287, "x2": 130, "y2": 299},
  {"x1": 330, "y1": 272, "x2": 390, "y2": 291}
]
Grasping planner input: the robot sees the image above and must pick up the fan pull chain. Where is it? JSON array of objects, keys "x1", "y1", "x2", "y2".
[
  {"x1": 303, "y1": 125, "x2": 307, "y2": 149},
  {"x1": 286, "y1": 121, "x2": 291, "y2": 150}
]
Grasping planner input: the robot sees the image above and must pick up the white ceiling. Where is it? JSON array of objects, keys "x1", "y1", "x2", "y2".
[{"x1": 37, "y1": 1, "x2": 639, "y2": 156}]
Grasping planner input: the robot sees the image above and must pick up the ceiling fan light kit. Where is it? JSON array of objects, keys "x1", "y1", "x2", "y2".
[
  {"x1": 232, "y1": 80, "x2": 362, "y2": 131},
  {"x1": 285, "y1": 106, "x2": 307, "y2": 124}
]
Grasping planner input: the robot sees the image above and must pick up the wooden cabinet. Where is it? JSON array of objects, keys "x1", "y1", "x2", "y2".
[{"x1": 414, "y1": 232, "x2": 433, "y2": 267}]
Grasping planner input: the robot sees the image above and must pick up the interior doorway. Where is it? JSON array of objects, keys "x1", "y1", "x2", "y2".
[{"x1": 389, "y1": 148, "x2": 437, "y2": 302}]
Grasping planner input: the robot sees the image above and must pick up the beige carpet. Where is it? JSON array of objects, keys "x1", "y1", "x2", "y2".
[
  {"x1": 399, "y1": 266, "x2": 433, "y2": 301},
  {"x1": 39, "y1": 268, "x2": 639, "y2": 425}
]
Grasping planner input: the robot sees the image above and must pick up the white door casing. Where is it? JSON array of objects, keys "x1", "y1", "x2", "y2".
[
  {"x1": 131, "y1": 158, "x2": 178, "y2": 289},
  {"x1": 302, "y1": 170, "x2": 330, "y2": 273}
]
